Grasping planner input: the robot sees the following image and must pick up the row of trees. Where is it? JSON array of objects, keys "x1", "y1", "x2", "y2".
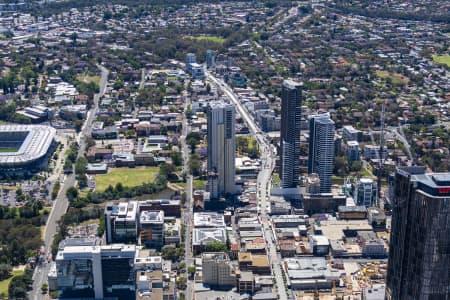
[{"x1": 63, "y1": 142, "x2": 79, "y2": 172}]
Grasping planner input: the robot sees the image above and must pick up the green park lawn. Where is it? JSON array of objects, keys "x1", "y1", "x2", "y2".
[
  {"x1": 375, "y1": 70, "x2": 409, "y2": 85},
  {"x1": 432, "y1": 55, "x2": 450, "y2": 68},
  {"x1": 0, "y1": 270, "x2": 24, "y2": 297},
  {"x1": 187, "y1": 36, "x2": 226, "y2": 44},
  {"x1": 94, "y1": 167, "x2": 159, "y2": 192}
]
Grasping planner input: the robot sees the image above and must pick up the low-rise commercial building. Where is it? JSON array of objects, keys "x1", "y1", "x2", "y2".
[
  {"x1": 303, "y1": 193, "x2": 347, "y2": 214},
  {"x1": 194, "y1": 212, "x2": 226, "y2": 228},
  {"x1": 139, "y1": 199, "x2": 181, "y2": 217},
  {"x1": 309, "y1": 235, "x2": 330, "y2": 256},
  {"x1": 285, "y1": 257, "x2": 340, "y2": 290},
  {"x1": 193, "y1": 228, "x2": 227, "y2": 253},
  {"x1": 238, "y1": 252, "x2": 271, "y2": 275}
]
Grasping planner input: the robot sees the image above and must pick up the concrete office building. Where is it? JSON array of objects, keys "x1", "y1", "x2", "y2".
[
  {"x1": 280, "y1": 79, "x2": 302, "y2": 188},
  {"x1": 386, "y1": 167, "x2": 450, "y2": 300},
  {"x1": 140, "y1": 210, "x2": 164, "y2": 249},
  {"x1": 202, "y1": 252, "x2": 236, "y2": 289},
  {"x1": 308, "y1": 113, "x2": 335, "y2": 193},
  {"x1": 354, "y1": 178, "x2": 377, "y2": 207},
  {"x1": 104, "y1": 201, "x2": 138, "y2": 244},
  {"x1": 207, "y1": 101, "x2": 236, "y2": 199},
  {"x1": 56, "y1": 243, "x2": 136, "y2": 300},
  {"x1": 364, "y1": 145, "x2": 387, "y2": 160},
  {"x1": 342, "y1": 125, "x2": 362, "y2": 142}
]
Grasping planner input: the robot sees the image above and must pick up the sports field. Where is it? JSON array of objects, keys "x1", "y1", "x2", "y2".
[{"x1": 95, "y1": 167, "x2": 159, "y2": 191}]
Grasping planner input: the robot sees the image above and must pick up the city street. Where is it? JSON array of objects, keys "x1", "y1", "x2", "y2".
[
  {"x1": 29, "y1": 65, "x2": 109, "y2": 300},
  {"x1": 180, "y1": 87, "x2": 195, "y2": 300},
  {"x1": 206, "y1": 71, "x2": 290, "y2": 300}
]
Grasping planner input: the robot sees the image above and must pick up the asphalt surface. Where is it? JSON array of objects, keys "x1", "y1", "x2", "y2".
[
  {"x1": 29, "y1": 65, "x2": 109, "y2": 300},
  {"x1": 207, "y1": 71, "x2": 290, "y2": 299}
]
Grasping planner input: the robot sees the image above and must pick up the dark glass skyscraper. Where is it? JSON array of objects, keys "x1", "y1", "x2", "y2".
[
  {"x1": 386, "y1": 166, "x2": 450, "y2": 300},
  {"x1": 280, "y1": 79, "x2": 302, "y2": 188}
]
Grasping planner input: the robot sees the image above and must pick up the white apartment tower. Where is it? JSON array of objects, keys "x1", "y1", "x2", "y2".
[{"x1": 207, "y1": 101, "x2": 236, "y2": 199}]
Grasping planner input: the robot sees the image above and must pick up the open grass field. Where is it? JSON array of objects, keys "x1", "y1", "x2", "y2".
[
  {"x1": 0, "y1": 148, "x2": 18, "y2": 152},
  {"x1": 0, "y1": 270, "x2": 24, "y2": 297},
  {"x1": 375, "y1": 70, "x2": 409, "y2": 85},
  {"x1": 186, "y1": 36, "x2": 226, "y2": 44},
  {"x1": 76, "y1": 74, "x2": 101, "y2": 85},
  {"x1": 94, "y1": 167, "x2": 159, "y2": 192},
  {"x1": 432, "y1": 55, "x2": 450, "y2": 68}
]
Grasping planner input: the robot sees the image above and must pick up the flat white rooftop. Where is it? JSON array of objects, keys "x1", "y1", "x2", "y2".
[{"x1": 0, "y1": 125, "x2": 55, "y2": 165}]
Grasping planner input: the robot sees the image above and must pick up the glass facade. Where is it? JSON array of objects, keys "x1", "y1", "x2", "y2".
[{"x1": 386, "y1": 168, "x2": 450, "y2": 300}]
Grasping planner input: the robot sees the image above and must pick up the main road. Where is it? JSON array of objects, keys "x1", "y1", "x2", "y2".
[
  {"x1": 30, "y1": 65, "x2": 109, "y2": 300},
  {"x1": 179, "y1": 80, "x2": 195, "y2": 300},
  {"x1": 206, "y1": 71, "x2": 290, "y2": 299}
]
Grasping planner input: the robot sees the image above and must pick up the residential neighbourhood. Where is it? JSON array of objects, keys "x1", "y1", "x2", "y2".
[{"x1": 0, "y1": 1, "x2": 448, "y2": 300}]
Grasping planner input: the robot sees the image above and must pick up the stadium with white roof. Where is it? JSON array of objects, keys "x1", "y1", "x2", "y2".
[{"x1": 0, "y1": 125, "x2": 56, "y2": 176}]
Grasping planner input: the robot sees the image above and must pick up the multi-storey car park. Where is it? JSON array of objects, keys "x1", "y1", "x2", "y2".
[{"x1": 0, "y1": 124, "x2": 56, "y2": 177}]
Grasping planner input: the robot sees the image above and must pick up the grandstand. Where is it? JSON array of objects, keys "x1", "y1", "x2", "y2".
[{"x1": 0, "y1": 125, "x2": 56, "y2": 176}]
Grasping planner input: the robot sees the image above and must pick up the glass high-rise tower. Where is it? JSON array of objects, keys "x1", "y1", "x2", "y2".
[
  {"x1": 386, "y1": 166, "x2": 450, "y2": 300},
  {"x1": 280, "y1": 79, "x2": 302, "y2": 188},
  {"x1": 308, "y1": 113, "x2": 335, "y2": 193}
]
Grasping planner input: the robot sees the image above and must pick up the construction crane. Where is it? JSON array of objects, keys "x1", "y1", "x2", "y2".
[{"x1": 377, "y1": 102, "x2": 386, "y2": 208}]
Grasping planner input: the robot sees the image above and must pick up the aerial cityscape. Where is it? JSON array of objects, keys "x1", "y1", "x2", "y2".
[{"x1": 0, "y1": 0, "x2": 448, "y2": 299}]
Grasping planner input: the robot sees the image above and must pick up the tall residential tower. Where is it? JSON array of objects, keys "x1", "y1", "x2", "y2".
[
  {"x1": 207, "y1": 101, "x2": 236, "y2": 199},
  {"x1": 386, "y1": 167, "x2": 450, "y2": 300},
  {"x1": 280, "y1": 79, "x2": 302, "y2": 188},
  {"x1": 308, "y1": 113, "x2": 335, "y2": 193}
]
